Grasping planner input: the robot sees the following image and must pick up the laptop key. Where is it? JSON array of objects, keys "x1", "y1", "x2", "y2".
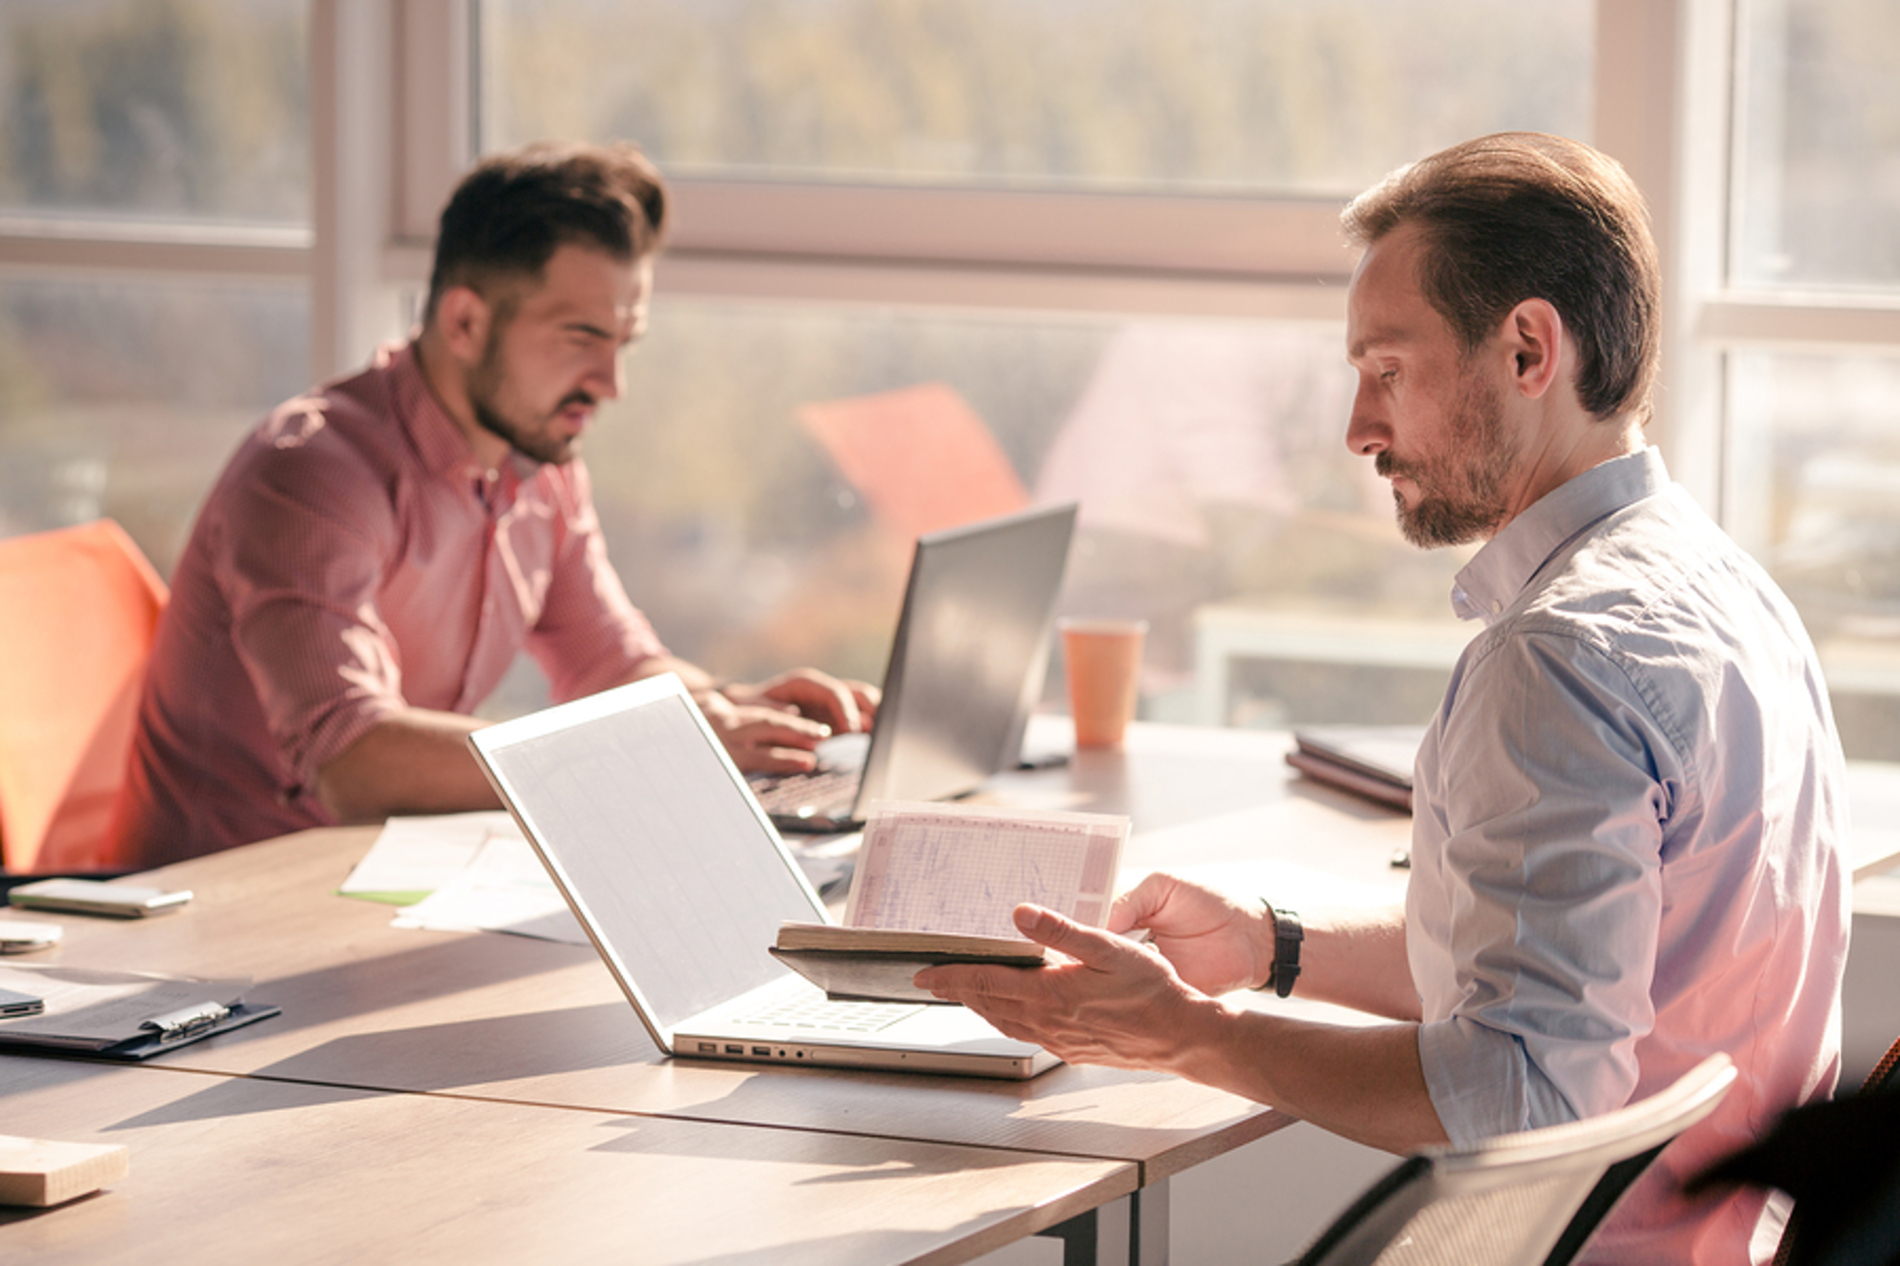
[{"x1": 733, "y1": 994, "x2": 924, "y2": 1034}]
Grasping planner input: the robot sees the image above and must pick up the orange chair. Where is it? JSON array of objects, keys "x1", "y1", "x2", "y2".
[
  {"x1": 0, "y1": 519, "x2": 168, "y2": 874},
  {"x1": 796, "y1": 382, "x2": 1030, "y2": 541}
]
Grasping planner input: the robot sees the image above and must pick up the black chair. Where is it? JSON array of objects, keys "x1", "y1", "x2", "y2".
[
  {"x1": 1290, "y1": 1054, "x2": 1736, "y2": 1266},
  {"x1": 1692, "y1": 1034, "x2": 1900, "y2": 1266}
]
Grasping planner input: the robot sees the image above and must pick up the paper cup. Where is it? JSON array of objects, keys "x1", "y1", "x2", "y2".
[{"x1": 1059, "y1": 618, "x2": 1147, "y2": 749}]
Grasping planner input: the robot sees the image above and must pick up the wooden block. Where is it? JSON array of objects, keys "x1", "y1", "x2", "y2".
[{"x1": 0, "y1": 1135, "x2": 129, "y2": 1207}]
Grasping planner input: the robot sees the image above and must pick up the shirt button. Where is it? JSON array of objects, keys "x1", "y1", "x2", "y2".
[{"x1": 1490, "y1": 599, "x2": 1503, "y2": 615}]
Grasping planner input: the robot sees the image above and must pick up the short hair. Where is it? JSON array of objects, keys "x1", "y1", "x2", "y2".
[
  {"x1": 425, "y1": 140, "x2": 668, "y2": 322},
  {"x1": 1341, "y1": 132, "x2": 1660, "y2": 424}
]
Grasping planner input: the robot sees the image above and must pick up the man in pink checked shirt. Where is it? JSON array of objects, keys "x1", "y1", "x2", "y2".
[{"x1": 117, "y1": 141, "x2": 875, "y2": 867}]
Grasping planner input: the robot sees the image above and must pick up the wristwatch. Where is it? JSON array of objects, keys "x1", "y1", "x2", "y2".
[{"x1": 1259, "y1": 905, "x2": 1303, "y2": 998}]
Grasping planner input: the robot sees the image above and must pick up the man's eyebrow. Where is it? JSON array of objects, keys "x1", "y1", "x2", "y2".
[{"x1": 1347, "y1": 334, "x2": 1392, "y2": 362}]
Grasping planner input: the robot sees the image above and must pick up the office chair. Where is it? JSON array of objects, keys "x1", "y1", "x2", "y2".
[
  {"x1": 1290, "y1": 1053, "x2": 1737, "y2": 1266},
  {"x1": 1692, "y1": 1033, "x2": 1900, "y2": 1266},
  {"x1": 796, "y1": 382, "x2": 1030, "y2": 541},
  {"x1": 0, "y1": 518, "x2": 168, "y2": 876}
]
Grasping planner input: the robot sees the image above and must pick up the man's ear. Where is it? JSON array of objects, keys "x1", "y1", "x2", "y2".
[
  {"x1": 1503, "y1": 298, "x2": 1565, "y2": 400},
  {"x1": 432, "y1": 285, "x2": 492, "y2": 367}
]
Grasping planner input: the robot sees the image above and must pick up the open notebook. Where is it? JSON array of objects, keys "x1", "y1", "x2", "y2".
[{"x1": 469, "y1": 673, "x2": 1057, "y2": 1079}]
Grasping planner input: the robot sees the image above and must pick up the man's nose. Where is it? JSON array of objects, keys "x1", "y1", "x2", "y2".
[
  {"x1": 1345, "y1": 387, "x2": 1388, "y2": 457},
  {"x1": 588, "y1": 348, "x2": 623, "y2": 402}
]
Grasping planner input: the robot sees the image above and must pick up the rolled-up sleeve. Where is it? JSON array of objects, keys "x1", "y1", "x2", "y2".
[
  {"x1": 214, "y1": 426, "x2": 410, "y2": 790},
  {"x1": 1411, "y1": 626, "x2": 1675, "y2": 1147}
]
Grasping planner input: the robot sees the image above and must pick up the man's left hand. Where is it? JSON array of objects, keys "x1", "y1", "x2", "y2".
[
  {"x1": 723, "y1": 668, "x2": 879, "y2": 735},
  {"x1": 914, "y1": 903, "x2": 1222, "y2": 1070}
]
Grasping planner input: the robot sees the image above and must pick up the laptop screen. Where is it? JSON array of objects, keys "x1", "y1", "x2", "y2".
[
  {"x1": 472, "y1": 681, "x2": 824, "y2": 1032},
  {"x1": 860, "y1": 502, "x2": 1076, "y2": 811}
]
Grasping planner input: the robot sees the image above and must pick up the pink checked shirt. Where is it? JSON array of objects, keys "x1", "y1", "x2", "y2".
[{"x1": 118, "y1": 343, "x2": 666, "y2": 865}]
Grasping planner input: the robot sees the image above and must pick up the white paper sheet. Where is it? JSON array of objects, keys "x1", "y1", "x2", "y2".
[
  {"x1": 391, "y1": 833, "x2": 586, "y2": 944},
  {"x1": 339, "y1": 811, "x2": 523, "y2": 898}
]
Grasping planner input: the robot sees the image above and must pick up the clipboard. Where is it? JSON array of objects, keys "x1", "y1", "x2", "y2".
[{"x1": 0, "y1": 964, "x2": 279, "y2": 1060}]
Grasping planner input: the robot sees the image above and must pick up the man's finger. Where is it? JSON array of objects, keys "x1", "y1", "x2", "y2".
[
  {"x1": 1012, "y1": 903, "x2": 1137, "y2": 970},
  {"x1": 913, "y1": 960, "x2": 1031, "y2": 1001},
  {"x1": 741, "y1": 746, "x2": 822, "y2": 775},
  {"x1": 732, "y1": 712, "x2": 832, "y2": 747},
  {"x1": 758, "y1": 670, "x2": 862, "y2": 733}
]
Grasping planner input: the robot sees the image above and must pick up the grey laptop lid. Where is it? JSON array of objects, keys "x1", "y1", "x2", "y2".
[
  {"x1": 859, "y1": 501, "x2": 1077, "y2": 813},
  {"x1": 756, "y1": 501, "x2": 1078, "y2": 831},
  {"x1": 469, "y1": 673, "x2": 1053, "y2": 1078}
]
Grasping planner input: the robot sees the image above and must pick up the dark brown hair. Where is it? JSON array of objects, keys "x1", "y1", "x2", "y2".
[
  {"x1": 425, "y1": 140, "x2": 668, "y2": 321},
  {"x1": 1342, "y1": 132, "x2": 1660, "y2": 424}
]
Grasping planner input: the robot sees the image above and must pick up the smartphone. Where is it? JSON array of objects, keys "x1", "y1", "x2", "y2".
[
  {"x1": 0, "y1": 920, "x2": 63, "y2": 953},
  {"x1": 7, "y1": 879, "x2": 193, "y2": 918}
]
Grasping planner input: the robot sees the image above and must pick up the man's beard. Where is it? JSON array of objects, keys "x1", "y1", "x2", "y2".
[
  {"x1": 466, "y1": 332, "x2": 589, "y2": 466},
  {"x1": 1376, "y1": 368, "x2": 1517, "y2": 548}
]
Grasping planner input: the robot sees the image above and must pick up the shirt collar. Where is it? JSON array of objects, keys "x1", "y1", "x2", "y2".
[
  {"x1": 387, "y1": 341, "x2": 483, "y2": 480},
  {"x1": 387, "y1": 341, "x2": 531, "y2": 505},
  {"x1": 1450, "y1": 446, "x2": 1670, "y2": 624}
]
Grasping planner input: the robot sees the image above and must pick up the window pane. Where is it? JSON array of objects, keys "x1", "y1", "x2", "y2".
[
  {"x1": 541, "y1": 299, "x2": 1473, "y2": 728},
  {"x1": 0, "y1": 276, "x2": 309, "y2": 576},
  {"x1": 0, "y1": 0, "x2": 309, "y2": 225},
  {"x1": 1733, "y1": 0, "x2": 1900, "y2": 289},
  {"x1": 1729, "y1": 350, "x2": 1900, "y2": 759},
  {"x1": 480, "y1": 0, "x2": 1591, "y2": 195}
]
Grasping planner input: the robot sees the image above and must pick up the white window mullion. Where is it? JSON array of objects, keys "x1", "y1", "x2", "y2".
[{"x1": 312, "y1": 0, "x2": 405, "y2": 380}]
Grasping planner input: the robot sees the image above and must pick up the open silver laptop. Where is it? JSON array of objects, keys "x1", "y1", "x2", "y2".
[
  {"x1": 750, "y1": 502, "x2": 1078, "y2": 833},
  {"x1": 468, "y1": 673, "x2": 1058, "y2": 1079}
]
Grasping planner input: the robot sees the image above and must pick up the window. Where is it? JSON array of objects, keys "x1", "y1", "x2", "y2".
[
  {"x1": 476, "y1": 0, "x2": 1593, "y2": 724},
  {"x1": 1717, "y1": 0, "x2": 1900, "y2": 757},
  {"x1": 0, "y1": 0, "x2": 308, "y2": 225},
  {"x1": 0, "y1": 0, "x2": 310, "y2": 584},
  {"x1": 8, "y1": 0, "x2": 1900, "y2": 754},
  {"x1": 481, "y1": 0, "x2": 1589, "y2": 195},
  {"x1": 1731, "y1": 0, "x2": 1900, "y2": 289}
]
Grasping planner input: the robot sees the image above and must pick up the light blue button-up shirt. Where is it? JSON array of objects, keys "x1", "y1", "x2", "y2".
[{"x1": 1408, "y1": 447, "x2": 1850, "y2": 1261}]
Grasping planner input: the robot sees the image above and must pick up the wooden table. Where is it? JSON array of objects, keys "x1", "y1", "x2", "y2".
[
  {"x1": 0, "y1": 722, "x2": 1415, "y2": 1265},
  {"x1": 0, "y1": 1056, "x2": 1132, "y2": 1265}
]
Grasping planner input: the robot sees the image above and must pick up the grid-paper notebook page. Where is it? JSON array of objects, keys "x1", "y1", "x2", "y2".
[{"x1": 843, "y1": 801, "x2": 1128, "y2": 939}]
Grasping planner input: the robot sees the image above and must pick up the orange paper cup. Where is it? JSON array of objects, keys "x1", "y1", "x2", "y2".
[{"x1": 1059, "y1": 618, "x2": 1147, "y2": 749}]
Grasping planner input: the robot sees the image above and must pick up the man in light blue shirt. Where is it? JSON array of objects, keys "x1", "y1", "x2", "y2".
[{"x1": 918, "y1": 133, "x2": 1849, "y2": 1264}]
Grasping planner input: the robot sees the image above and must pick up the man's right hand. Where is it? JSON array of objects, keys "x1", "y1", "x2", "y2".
[
  {"x1": 1109, "y1": 872, "x2": 1277, "y2": 997},
  {"x1": 692, "y1": 690, "x2": 835, "y2": 774}
]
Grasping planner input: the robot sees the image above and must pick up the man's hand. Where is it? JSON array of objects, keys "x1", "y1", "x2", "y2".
[
  {"x1": 693, "y1": 690, "x2": 836, "y2": 775},
  {"x1": 722, "y1": 668, "x2": 880, "y2": 736},
  {"x1": 913, "y1": 903, "x2": 1226, "y2": 1071},
  {"x1": 1109, "y1": 872, "x2": 1275, "y2": 996}
]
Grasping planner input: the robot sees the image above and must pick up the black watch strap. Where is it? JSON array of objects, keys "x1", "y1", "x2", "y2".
[{"x1": 1261, "y1": 906, "x2": 1303, "y2": 998}]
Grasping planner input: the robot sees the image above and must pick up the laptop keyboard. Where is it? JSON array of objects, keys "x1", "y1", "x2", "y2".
[
  {"x1": 731, "y1": 992, "x2": 924, "y2": 1034},
  {"x1": 750, "y1": 766, "x2": 859, "y2": 817}
]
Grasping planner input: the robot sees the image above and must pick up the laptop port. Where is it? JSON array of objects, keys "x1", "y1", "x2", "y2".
[
  {"x1": 697, "y1": 1042, "x2": 717, "y2": 1053},
  {"x1": 724, "y1": 1044, "x2": 744, "y2": 1055},
  {"x1": 752, "y1": 1046, "x2": 771, "y2": 1056}
]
